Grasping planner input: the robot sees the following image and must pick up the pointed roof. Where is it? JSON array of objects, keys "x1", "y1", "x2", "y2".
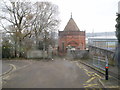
[{"x1": 64, "y1": 16, "x2": 80, "y2": 31}]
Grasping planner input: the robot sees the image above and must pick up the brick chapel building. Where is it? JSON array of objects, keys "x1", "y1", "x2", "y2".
[{"x1": 58, "y1": 15, "x2": 86, "y2": 54}]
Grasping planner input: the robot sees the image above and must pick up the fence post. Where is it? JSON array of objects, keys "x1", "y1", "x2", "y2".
[
  {"x1": 98, "y1": 56, "x2": 100, "y2": 68},
  {"x1": 93, "y1": 56, "x2": 94, "y2": 65}
]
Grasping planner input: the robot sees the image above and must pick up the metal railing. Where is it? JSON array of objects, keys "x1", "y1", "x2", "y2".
[
  {"x1": 93, "y1": 56, "x2": 120, "y2": 80},
  {"x1": 93, "y1": 56, "x2": 106, "y2": 71}
]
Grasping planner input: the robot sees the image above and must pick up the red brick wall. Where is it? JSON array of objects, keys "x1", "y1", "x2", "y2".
[{"x1": 58, "y1": 31, "x2": 86, "y2": 53}]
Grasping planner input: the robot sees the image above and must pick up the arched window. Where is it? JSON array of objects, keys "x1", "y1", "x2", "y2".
[{"x1": 67, "y1": 41, "x2": 78, "y2": 46}]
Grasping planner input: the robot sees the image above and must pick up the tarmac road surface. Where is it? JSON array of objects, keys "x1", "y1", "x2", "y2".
[{"x1": 2, "y1": 59, "x2": 103, "y2": 88}]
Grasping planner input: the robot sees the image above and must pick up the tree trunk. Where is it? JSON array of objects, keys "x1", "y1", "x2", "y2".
[
  {"x1": 14, "y1": 40, "x2": 17, "y2": 57},
  {"x1": 19, "y1": 39, "x2": 22, "y2": 57},
  {"x1": 35, "y1": 35, "x2": 39, "y2": 49}
]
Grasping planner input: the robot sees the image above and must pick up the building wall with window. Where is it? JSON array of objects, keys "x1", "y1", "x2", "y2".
[{"x1": 58, "y1": 16, "x2": 86, "y2": 54}]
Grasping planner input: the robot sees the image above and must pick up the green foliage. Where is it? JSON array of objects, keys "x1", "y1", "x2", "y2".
[
  {"x1": 115, "y1": 14, "x2": 120, "y2": 43},
  {"x1": 2, "y1": 40, "x2": 12, "y2": 58}
]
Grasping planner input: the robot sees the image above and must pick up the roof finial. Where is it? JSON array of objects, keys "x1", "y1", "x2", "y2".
[{"x1": 71, "y1": 12, "x2": 72, "y2": 18}]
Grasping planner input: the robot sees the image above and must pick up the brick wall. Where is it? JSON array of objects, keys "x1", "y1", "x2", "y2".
[{"x1": 58, "y1": 31, "x2": 86, "y2": 53}]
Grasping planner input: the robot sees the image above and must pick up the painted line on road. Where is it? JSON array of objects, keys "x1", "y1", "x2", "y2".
[
  {"x1": 0, "y1": 64, "x2": 15, "y2": 77},
  {"x1": 16, "y1": 61, "x2": 33, "y2": 71},
  {"x1": 9, "y1": 64, "x2": 16, "y2": 71},
  {"x1": 94, "y1": 73, "x2": 102, "y2": 78},
  {"x1": 1, "y1": 80, "x2": 7, "y2": 87},
  {"x1": 1, "y1": 64, "x2": 16, "y2": 85},
  {"x1": 86, "y1": 71, "x2": 95, "y2": 77},
  {"x1": 83, "y1": 83, "x2": 98, "y2": 88},
  {"x1": 83, "y1": 68, "x2": 88, "y2": 72},
  {"x1": 11, "y1": 61, "x2": 34, "y2": 73},
  {"x1": 3, "y1": 75, "x2": 9, "y2": 80},
  {"x1": 98, "y1": 78, "x2": 119, "y2": 88},
  {"x1": 76, "y1": 62, "x2": 83, "y2": 69},
  {"x1": 86, "y1": 76, "x2": 96, "y2": 83},
  {"x1": 75, "y1": 61, "x2": 102, "y2": 88},
  {"x1": 76, "y1": 62, "x2": 80, "y2": 67}
]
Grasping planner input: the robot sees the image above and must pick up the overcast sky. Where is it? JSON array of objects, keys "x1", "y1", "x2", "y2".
[
  {"x1": 48, "y1": 0, "x2": 119, "y2": 33},
  {"x1": 1, "y1": 0, "x2": 120, "y2": 33}
]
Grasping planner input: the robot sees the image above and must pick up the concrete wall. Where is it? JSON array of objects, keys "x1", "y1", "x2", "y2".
[
  {"x1": 67, "y1": 49, "x2": 89, "y2": 59},
  {"x1": 27, "y1": 50, "x2": 48, "y2": 59}
]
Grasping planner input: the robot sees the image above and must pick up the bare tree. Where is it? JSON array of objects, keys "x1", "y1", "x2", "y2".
[
  {"x1": 0, "y1": 1, "x2": 60, "y2": 58},
  {"x1": 32, "y1": 2, "x2": 60, "y2": 50},
  {"x1": 0, "y1": 1, "x2": 33, "y2": 57}
]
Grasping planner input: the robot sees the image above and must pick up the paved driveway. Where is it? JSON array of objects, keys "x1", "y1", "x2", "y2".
[{"x1": 2, "y1": 59, "x2": 102, "y2": 88}]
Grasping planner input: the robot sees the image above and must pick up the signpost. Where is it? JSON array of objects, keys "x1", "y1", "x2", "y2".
[{"x1": 105, "y1": 56, "x2": 109, "y2": 80}]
